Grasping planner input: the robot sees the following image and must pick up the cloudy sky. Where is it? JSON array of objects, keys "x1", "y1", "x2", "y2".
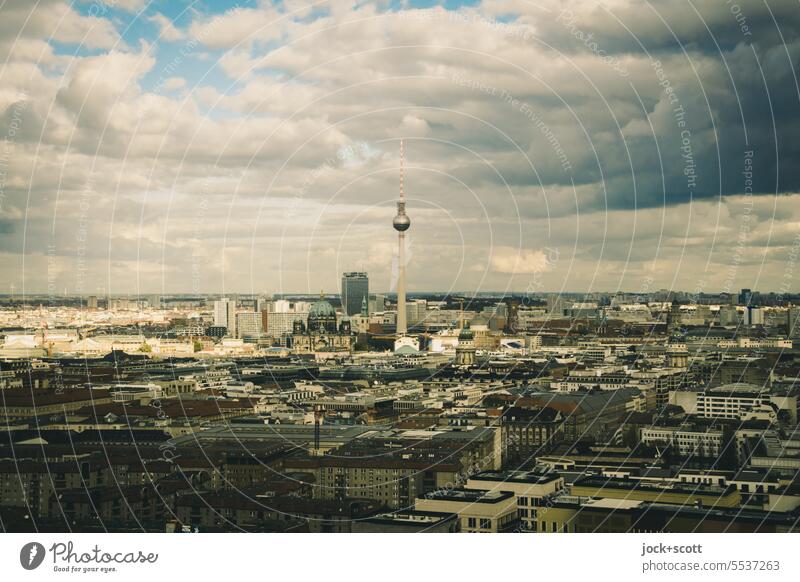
[{"x1": 1, "y1": 0, "x2": 799, "y2": 297}]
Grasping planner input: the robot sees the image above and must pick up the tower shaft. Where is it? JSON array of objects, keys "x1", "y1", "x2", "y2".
[
  {"x1": 392, "y1": 139, "x2": 410, "y2": 337},
  {"x1": 397, "y1": 231, "x2": 407, "y2": 335}
]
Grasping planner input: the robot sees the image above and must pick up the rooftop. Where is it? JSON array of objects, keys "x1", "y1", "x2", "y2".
[
  {"x1": 419, "y1": 488, "x2": 514, "y2": 504},
  {"x1": 468, "y1": 469, "x2": 561, "y2": 485}
]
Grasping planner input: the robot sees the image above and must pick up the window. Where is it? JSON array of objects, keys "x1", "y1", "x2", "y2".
[
  {"x1": 480, "y1": 519, "x2": 491, "y2": 530},
  {"x1": 467, "y1": 517, "x2": 477, "y2": 529}
]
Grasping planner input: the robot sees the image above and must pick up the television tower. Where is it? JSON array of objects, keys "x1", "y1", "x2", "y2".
[{"x1": 393, "y1": 139, "x2": 411, "y2": 335}]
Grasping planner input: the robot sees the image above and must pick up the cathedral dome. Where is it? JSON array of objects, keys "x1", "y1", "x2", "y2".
[
  {"x1": 307, "y1": 298, "x2": 337, "y2": 333},
  {"x1": 309, "y1": 300, "x2": 336, "y2": 318}
]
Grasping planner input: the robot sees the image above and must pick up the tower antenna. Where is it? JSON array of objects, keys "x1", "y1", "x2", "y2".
[{"x1": 399, "y1": 138, "x2": 405, "y2": 203}]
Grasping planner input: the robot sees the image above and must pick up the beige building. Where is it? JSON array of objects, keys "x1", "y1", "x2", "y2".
[
  {"x1": 415, "y1": 488, "x2": 519, "y2": 532},
  {"x1": 466, "y1": 470, "x2": 564, "y2": 532}
]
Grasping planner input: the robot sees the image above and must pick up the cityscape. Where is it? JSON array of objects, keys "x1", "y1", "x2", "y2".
[
  {"x1": 1, "y1": 0, "x2": 800, "y2": 547},
  {"x1": 4, "y1": 252, "x2": 800, "y2": 532}
]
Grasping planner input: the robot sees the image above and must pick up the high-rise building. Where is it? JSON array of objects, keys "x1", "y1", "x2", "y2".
[
  {"x1": 86, "y1": 295, "x2": 98, "y2": 309},
  {"x1": 788, "y1": 307, "x2": 800, "y2": 338},
  {"x1": 369, "y1": 294, "x2": 386, "y2": 313},
  {"x1": 271, "y1": 299, "x2": 311, "y2": 313},
  {"x1": 719, "y1": 305, "x2": 739, "y2": 327},
  {"x1": 256, "y1": 296, "x2": 272, "y2": 313},
  {"x1": 262, "y1": 301, "x2": 311, "y2": 336},
  {"x1": 407, "y1": 299, "x2": 427, "y2": 327},
  {"x1": 744, "y1": 306, "x2": 764, "y2": 326},
  {"x1": 265, "y1": 312, "x2": 308, "y2": 336},
  {"x1": 213, "y1": 298, "x2": 236, "y2": 337},
  {"x1": 236, "y1": 312, "x2": 263, "y2": 339},
  {"x1": 341, "y1": 272, "x2": 369, "y2": 317},
  {"x1": 546, "y1": 294, "x2": 565, "y2": 316},
  {"x1": 739, "y1": 288, "x2": 752, "y2": 306},
  {"x1": 393, "y1": 140, "x2": 411, "y2": 336},
  {"x1": 148, "y1": 294, "x2": 161, "y2": 309}
]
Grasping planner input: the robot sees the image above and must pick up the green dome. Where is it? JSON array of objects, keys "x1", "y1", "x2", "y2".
[
  {"x1": 309, "y1": 300, "x2": 336, "y2": 318},
  {"x1": 458, "y1": 321, "x2": 474, "y2": 340},
  {"x1": 307, "y1": 298, "x2": 338, "y2": 333}
]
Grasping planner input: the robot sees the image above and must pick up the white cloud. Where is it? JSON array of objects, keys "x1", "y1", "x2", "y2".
[
  {"x1": 161, "y1": 76, "x2": 187, "y2": 92},
  {"x1": 0, "y1": 0, "x2": 120, "y2": 52},
  {"x1": 148, "y1": 13, "x2": 185, "y2": 43},
  {"x1": 491, "y1": 247, "x2": 550, "y2": 274}
]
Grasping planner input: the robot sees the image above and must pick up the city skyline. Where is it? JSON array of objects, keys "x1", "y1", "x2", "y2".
[
  {"x1": 5, "y1": 286, "x2": 800, "y2": 298},
  {"x1": 5, "y1": 0, "x2": 800, "y2": 555}
]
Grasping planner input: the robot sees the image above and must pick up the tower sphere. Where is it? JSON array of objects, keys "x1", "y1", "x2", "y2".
[{"x1": 393, "y1": 213, "x2": 411, "y2": 231}]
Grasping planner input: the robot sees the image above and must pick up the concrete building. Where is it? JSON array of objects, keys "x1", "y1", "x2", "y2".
[
  {"x1": 570, "y1": 475, "x2": 741, "y2": 508},
  {"x1": 500, "y1": 407, "x2": 565, "y2": 466},
  {"x1": 640, "y1": 425, "x2": 727, "y2": 458},
  {"x1": 213, "y1": 298, "x2": 236, "y2": 337},
  {"x1": 744, "y1": 306, "x2": 765, "y2": 326},
  {"x1": 466, "y1": 470, "x2": 564, "y2": 531},
  {"x1": 415, "y1": 488, "x2": 519, "y2": 532},
  {"x1": 235, "y1": 311, "x2": 263, "y2": 339},
  {"x1": 788, "y1": 307, "x2": 800, "y2": 338},
  {"x1": 719, "y1": 305, "x2": 740, "y2": 326},
  {"x1": 351, "y1": 510, "x2": 459, "y2": 533},
  {"x1": 670, "y1": 383, "x2": 798, "y2": 423}
]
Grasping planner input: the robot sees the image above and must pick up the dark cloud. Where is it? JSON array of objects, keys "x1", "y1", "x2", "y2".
[{"x1": 0, "y1": 0, "x2": 798, "y2": 293}]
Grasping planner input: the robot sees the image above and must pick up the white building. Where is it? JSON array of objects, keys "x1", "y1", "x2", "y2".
[
  {"x1": 670, "y1": 383, "x2": 797, "y2": 423},
  {"x1": 640, "y1": 425, "x2": 725, "y2": 457},
  {"x1": 744, "y1": 306, "x2": 765, "y2": 326},
  {"x1": 213, "y1": 298, "x2": 237, "y2": 337},
  {"x1": 265, "y1": 311, "x2": 308, "y2": 336}
]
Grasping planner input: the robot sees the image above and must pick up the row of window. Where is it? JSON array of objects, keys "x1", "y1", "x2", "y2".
[{"x1": 466, "y1": 517, "x2": 493, "y2": 530}]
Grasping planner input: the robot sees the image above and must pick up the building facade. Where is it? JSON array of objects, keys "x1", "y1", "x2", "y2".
[{"x1": 341, "y1": 272, "x2": 369, "y2": 317}]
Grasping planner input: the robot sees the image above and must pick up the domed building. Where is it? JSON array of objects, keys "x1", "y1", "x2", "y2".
[
  {"x1": 307, "y1": 298, "x2": 337, "y2": 333},
  {"x1": 454, "y1": 321, "x2": 476, "y2": 366},
  {"x1": 468, "y1": 315, "x2": 498, "y2": 350},
  {"x1": 291, "y1": 294, "x2": 355, "y2": 354}
]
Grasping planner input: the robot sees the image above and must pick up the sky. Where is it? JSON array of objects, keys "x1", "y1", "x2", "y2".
[{"x1": 0, "y1": 0, "x2": 799, "y2": 297}]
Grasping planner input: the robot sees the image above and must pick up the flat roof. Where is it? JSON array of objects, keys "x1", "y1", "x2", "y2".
[
  {"x1": 469, "y1": 470, "x2": 560, "y2": 485},
  {"x1": 361, "y1": 510, "x2": 458, "y2": 525},
  {"x1": 585, "y1": 498, "x2": 645, "y2": 510},
  {"x1": 573, "y1": 475, "x2": 735, "y2": 496},
  {"x1": 419, "y1": 488, "x2": 514, "y2": 503}
]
